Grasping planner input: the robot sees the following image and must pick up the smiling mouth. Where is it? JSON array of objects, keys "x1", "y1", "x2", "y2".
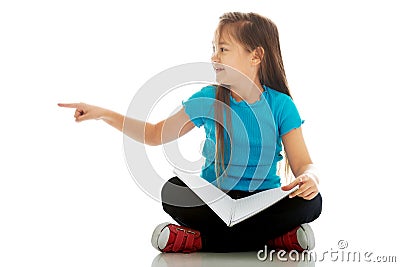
[{"x1": 214, "y1": 68, "x2": 225, "y2": 72}]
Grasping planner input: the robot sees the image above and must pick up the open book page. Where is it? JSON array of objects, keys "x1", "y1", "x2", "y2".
[
  {"x1": 173, "y1": 169, "x2": 235, "y2": 225},
  {"x1": 172, "y1": 169, "x2": 298, "y2": 227},
  {"x1": 230, "y1": 186, "x2": 298, "y2": 226}
]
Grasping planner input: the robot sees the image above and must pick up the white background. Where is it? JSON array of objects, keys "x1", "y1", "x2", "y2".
[{"x1": 1, "y1": 0, "x2": 399, "y2": 266}]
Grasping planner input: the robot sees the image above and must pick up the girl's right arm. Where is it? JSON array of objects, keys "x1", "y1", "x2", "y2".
[{"x1": 57, "y1": 103, "x2": 195, "y2": 146}]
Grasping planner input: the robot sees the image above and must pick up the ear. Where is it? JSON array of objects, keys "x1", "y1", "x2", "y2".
[{"x1": 250, "y1": 46, "x2": 265, "y2": 65}]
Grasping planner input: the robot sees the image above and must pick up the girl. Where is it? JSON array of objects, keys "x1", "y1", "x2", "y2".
[{"x1": 59, "y1": 12, "x2": 322, "y2": 253}]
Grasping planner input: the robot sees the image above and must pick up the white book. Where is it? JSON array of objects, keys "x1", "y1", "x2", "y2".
[{"x1": 173, "y1": 168, "x2": 299, "y2": 227}]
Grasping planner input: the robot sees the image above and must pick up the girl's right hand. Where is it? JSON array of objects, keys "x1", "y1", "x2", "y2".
[{"x1": 58, "y1": 102, "x2": 106, "y2": 122}]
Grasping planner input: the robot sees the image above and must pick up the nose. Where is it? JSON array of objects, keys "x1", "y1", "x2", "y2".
[{"x1": 211, "y1": 50, "x2": 220, "y2": 63}]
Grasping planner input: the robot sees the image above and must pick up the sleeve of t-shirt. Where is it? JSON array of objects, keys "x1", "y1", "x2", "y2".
[
  {"x1": 181, "y1": 86, "x2": 215, "y2": 128},
  {"x1": 278, "y1": 95, "x2": 305, "y2": 137}
]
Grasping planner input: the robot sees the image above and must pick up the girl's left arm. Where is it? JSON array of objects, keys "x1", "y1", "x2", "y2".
[{"x1": 280, "y1": 127, "x2": 320, "y2": 200}]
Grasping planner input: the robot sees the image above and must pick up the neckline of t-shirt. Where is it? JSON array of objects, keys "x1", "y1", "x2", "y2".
[{"x1": 229, "y1": 85, "x2": 269, "y2": 108}]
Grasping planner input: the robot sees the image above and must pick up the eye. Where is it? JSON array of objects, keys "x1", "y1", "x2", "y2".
[{"x1": 211, "y1": 46, "x2": 227, "y2": 54}]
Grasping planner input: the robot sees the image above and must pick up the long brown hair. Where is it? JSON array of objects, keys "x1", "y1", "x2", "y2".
[{"x1": 214, "y1": 12, "x2": 294, "y2": 184}]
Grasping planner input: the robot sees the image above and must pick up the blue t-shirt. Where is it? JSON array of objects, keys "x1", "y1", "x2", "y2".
[{"x1": 182, "y1": 84, "x2": 304, "y2": 191}]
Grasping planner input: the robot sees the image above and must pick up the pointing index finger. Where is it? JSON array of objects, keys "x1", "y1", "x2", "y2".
[{"x1": 58, "y1": 103, "x2": 80, "y2": 108}]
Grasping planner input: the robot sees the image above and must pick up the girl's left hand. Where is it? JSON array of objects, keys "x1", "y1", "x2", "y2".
[{"x1": 281, "y1": 173, "x2": 319, "y2": 200}]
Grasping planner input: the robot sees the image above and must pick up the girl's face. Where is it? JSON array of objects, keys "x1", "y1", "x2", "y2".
[{"x1": 211, "y1": 28, "x2": 256, "y2": 87}]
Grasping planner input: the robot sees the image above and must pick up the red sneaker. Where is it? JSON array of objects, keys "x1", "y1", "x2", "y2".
[
  {"x1": 267, "y1": 223, "x2": 315, "y2": 252},
  {"x1": 151, "y1": 222, "x2": 202, "y2": 253}
]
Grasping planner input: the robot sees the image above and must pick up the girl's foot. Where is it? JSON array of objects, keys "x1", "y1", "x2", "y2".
[
  {"x1": 151, "y1": 222, "x2": 202, "y2": 253},
  {"x1": 267, "y1": 223, "x2": 315, "y2": 252}
]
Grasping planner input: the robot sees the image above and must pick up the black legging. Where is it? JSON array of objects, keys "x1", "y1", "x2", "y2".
[{"x1": 161, "y1": 176, "x2": 322, "y2": 252}]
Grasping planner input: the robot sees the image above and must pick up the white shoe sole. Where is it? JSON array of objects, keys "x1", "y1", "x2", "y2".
[
  {"x1": 151, "y1": 222, "x2": 171, "y2": 251},
  {"x1": 298, "y1": 223, "x2": 315, "y2": 250}
]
